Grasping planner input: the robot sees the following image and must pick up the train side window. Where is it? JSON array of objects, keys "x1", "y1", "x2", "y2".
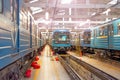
[
  {"x1": 0, "y1": 0, "x2": 3, "y2": 13},
  {"x1": 99, "y1": 27, "x2": 104, "y2": 36},
  {"x1": 10, "y1": 0, "x2": 17, "y2": 22},
  {"x1": 99, "y1": 26, "x2": 107, "y2": 36},
  {"x1": 26, "y1": 16, "x2": 30, "y2": 30},
  {"x1": 117, "y1": 23, "x2": 120, "y2": 35},
  {"x1": 109, "y1": 24, "x2": 114, "y2": 36},
  {"x1": 94, "y1": 30, "x2": 96, "y2": 37}
]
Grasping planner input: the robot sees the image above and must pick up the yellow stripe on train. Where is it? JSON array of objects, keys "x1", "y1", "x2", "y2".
[{"x1": 97, "y1": 36, "x2": 108, "y2": 38}]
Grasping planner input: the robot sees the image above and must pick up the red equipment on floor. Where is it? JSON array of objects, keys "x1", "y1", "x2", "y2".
[
  {"x1": 55, "y1": 57, "x2": 59, "y2": 61},
  {"x1": 31, "y1": 61, "x2": 37, "y2": 67},
  {"x1": 35, "y1": 56, "x2": 39, "y2": 61},
  {"x1": 31, "y1": 61, "x2": 40, "y2": 69},
  {"x1": 25, "y1": 69, "x2": 32, "y2": 78},
  {"x1": 33, "y1": 64, "x2": 41, "y2": 69}
]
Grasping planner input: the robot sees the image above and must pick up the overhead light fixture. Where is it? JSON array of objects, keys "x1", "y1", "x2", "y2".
[
  {"x1": 101, "y1": 8, "x2": 111, "y2": 14},
  {"x1": 107, "y1": 0, "x2": 118, "y2": 5},
  {"x1": 69, "y1": 18, "x2": 72, "y2": 21},
  {"x1": 29, "y1": 0, "x2": 38, "y2": 3},
  {"x1": 32, "y1": 9, "x2": 43, "y2": 14},
  {"x1": 45, "y1": 12, "x2": 49, "y2": 20},
  {"x1": 87, "y1": 19, "x2": 90, "y2": 22},
  {"x1": 69, "y1": 8, "x2": 72, "y2": 21},
  {"x1": 112, "y1": 18, "x2": 117, "y2": 20},
  {"x1": 30, "y1": 7, "x2": 42, "y2": 11},
  {"x1": 91, "y1": 12, "x2": 96, "y2": 16},
  {"x1": 69, "y1": 8, "x2": 72, "y2": 15},
  {"x1": 57, "y1": 12, "x2": 65, "y2": 15},
  {"x1": 30, "y1": 7, "x2": 43, "y2": 14},
  {"x1": 107, "y1": 8, "x2": 111, "y2": 12},
  {"x1": 61, "y1": 0, "x2": 72, "y2": 4},
  {"x1": 79, "y1": 19, "x2": 90, "y2": 26}
]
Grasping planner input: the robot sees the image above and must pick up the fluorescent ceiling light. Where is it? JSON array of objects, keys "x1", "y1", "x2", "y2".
[
  {"x1": 69, "y1": 8, "x2": 72, "y2": 15},
  {"x1": 69, "y1": 18, "x2": 72, "y2": 21},
  {"x1": 45, "y1": 12, "x2": 49, "y2": 20},
  {"x1": 112, "y1": 18, "x2": 117, "y2": 20},
  {"x1": 32, "y1": 9, "x2": 43, "y2": 14},
  {"x1": 79, "y1": 19, "x2": 90, "y2": 26},
  {"x1": 91, "y1": 12, "x2": 96, "y2": 16},
  {"x1": 101, "y1": 8, "x2": 111, "y2": 14},
  {"x1": 61, "y1": 0, "x2": 72, "y2": 4},
  {"x1": 107, "y1": 0, "x2": 117, "y2": 5},
  {"x1": 29, "y1": 0, "x2": 38, "y2": 3},
  {"x1": 57, "y1": 12, "x2": 65, "y2": 15},
  {"x1": 30, "y1": 7, "x2": 43, "y2": 14},
  {"x1": 30, "y1": 7, "x2": 42, "y2": 11}
]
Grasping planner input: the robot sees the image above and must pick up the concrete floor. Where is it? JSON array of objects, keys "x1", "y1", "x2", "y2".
[
  {"x1": 68, "y1": 51, "x2": 120, "y2": 80},
  {"x1": 24, "y1": 45, "x2": 71, "y2": 80}
]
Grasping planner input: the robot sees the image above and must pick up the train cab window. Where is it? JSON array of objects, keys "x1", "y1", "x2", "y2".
[
  {"x1": 0, "y1": 0, "x2": 3, "y2": 13},
  {"x1": 117, "y1": 23, "x2": 120, "y2": 35}
]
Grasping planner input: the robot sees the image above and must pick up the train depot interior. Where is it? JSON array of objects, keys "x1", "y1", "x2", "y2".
[{"x1": 0, "y1": 0, "x2": 120, "y2": 80}]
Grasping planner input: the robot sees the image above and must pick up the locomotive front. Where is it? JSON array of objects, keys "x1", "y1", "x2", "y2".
[{"x1": 52, "y1": 30, "x2": 71, "y2": 54}]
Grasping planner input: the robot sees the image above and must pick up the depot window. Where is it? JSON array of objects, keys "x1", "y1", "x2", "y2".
[{"x1": 0, "y1": 0, "x2": 3, "y2": 13}]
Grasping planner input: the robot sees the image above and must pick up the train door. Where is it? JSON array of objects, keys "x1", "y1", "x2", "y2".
[
  {"x1": 93, "y1": 29, "x2": 97, "y2": 47},
  {"x1": 108, "y1": 24, "x2": 114, "y2": 49},
  {"x1": 91, "y1": 29, "x2": 96, "y2": 48}
]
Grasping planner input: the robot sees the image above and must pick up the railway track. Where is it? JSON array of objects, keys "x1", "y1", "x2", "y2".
[
  {"x1": 58, "y1": 55, "x2": 82, "y2": 80},
  {"x1": 58, "y1": 54, "x2": 118, "y2": 80}
]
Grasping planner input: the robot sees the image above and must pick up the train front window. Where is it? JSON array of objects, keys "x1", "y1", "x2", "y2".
[
  {"x1": 59, "y1": 35, "x2": 67, "y2": 41},
  {"x1": 0, "y1": 0, "x2": 2, "y2": 13},
  {"x1": 54, "y1": 32, "x2": 70, "y2": 43}
]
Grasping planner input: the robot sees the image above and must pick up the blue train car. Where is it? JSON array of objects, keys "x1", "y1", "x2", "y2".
[
  {"x1": 80, "y1": 18, "x2": 120, "y2": 60},
  {"x1": 91, "y1": 23, "x2": 109, "y2": 49},
  {"x1": 52, "y1": 29, "x2": 71, "y2": 54},
  {"x1": 0, "y1": 0, "x2": 41, "y2": 79},
  {"x1": 90, "y1": 18, "x2": 120, "y2": 60},
  {"x1": 109, "y1": 19, "x2": 120, "y2": 50}
]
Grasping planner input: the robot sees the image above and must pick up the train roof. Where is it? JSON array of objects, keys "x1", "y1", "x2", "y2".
[
  {"x1": 53, "y1": 29, "x2": 70, "y2": 32},
  {"x1": 92, "y1": 18, "x2": 120, "y2": 29}
]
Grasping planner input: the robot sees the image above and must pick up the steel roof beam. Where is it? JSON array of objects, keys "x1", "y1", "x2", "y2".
[
  {"x1": 34, "y1": 14, "x2": 120, "y2": 19},
  {"x1": 36, "y1": 20, "x2": 105, "y2": 24},
  {"x1": 25, "y1": 3, "x2": 120, "y2": 8}
]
